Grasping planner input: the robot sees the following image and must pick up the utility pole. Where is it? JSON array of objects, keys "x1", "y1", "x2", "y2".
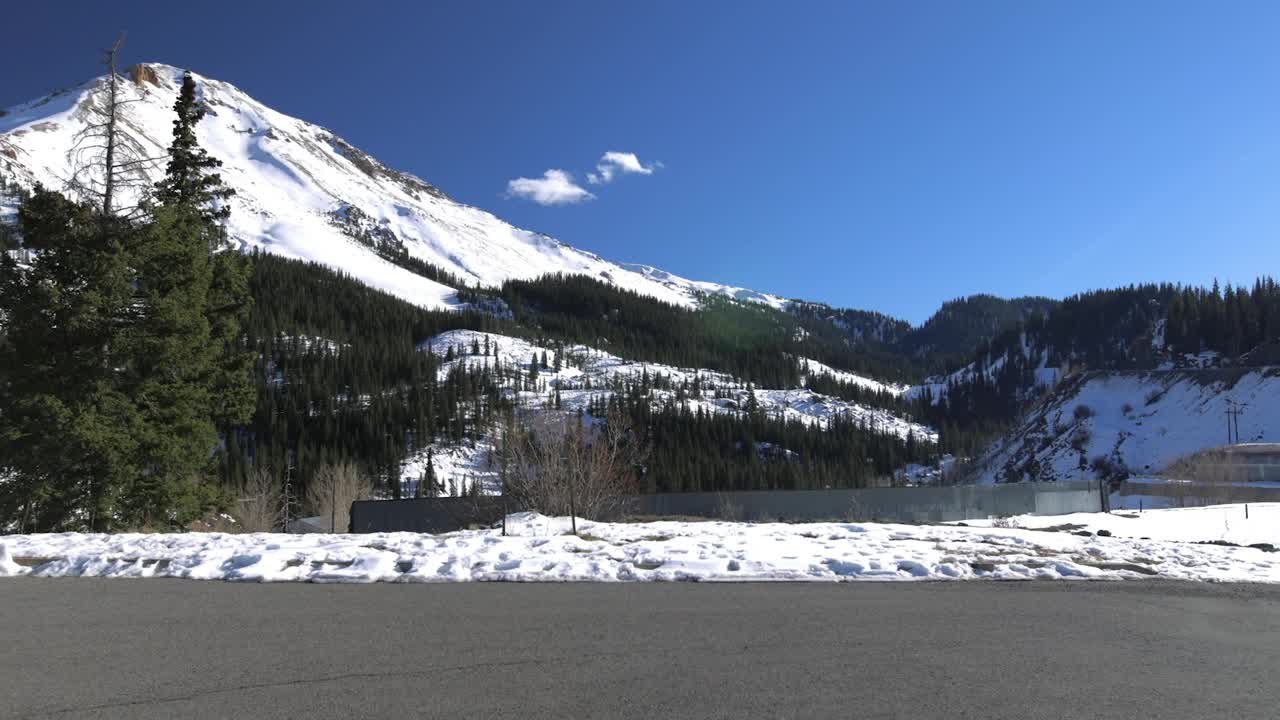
[
  {"x1": 1226, "y1": 402, "x2": 1233, "y2": 445},
  {"x1": 282, "y1": 448, "x2": 295, "y2": 533},
  {"x1": 1225, "y1": 401, "x2": 1246, "y2": 445}
]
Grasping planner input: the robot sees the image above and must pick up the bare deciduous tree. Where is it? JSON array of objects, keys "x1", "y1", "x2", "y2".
[
  {"x1": 67, "y1": 34, "x2": 164, "y2": 220},
  {"x1": 502, "y1": 407, "x2": 646, "y2": 531},
  {"x1": 234, "y1": 466, "x2": 281, "y2": 533},
  {"x1": 307, "y1": 462, "x2": 373, "y2": 532}
]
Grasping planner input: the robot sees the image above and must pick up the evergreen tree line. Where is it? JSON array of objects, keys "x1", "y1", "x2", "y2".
[
  {"x1": 235, "y1": 255, "x2": 934, "y2": 501},
  {"x1": 897, "y1": 294, "x2": 1058, "y2": 373},
  {"x1": 1166, "y1": 278, "x2": 1280, "y2": 358},
  {"x1": 579, "y1": 389, "x2": 927, "y2": 493}
]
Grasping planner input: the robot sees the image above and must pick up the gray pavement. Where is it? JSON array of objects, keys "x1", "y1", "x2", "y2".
[{"x1": 2, "y1": 578, "x2": 1279, "y2": 719}]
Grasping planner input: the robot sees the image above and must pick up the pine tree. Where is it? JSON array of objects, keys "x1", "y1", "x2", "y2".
[
  {"x1": 0, "y1": 188, "x2": 139, "y2": 530},
  {"x1": 120, "y1": 203, "x2": 220, "y2": 524},
  {"x1": 744, "y1": 383, "x2": 761, "y2": 418},
  {"x1": 111, "y1": 69, "x2": 253, "y2": 526},
  {"x1": 157, "y1": 70, "x2": 255, "y2": 436},
  {"x1": 424, "y1": 449, "x2": 438, "y2": 496},
  {"x1": 154, "y1": 72, "x2": 234, "y2": 224}
]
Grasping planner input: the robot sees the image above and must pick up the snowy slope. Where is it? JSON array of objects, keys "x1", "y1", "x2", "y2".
[
  {"x1": 421, "y1": 329, "x2": 936, "y2": 442},
  {"x1": 798, "y1": 356, "x2": 908, "y2": 396},
  {"x1": 905, "y1": 332, "x2": 1060, "y2": 403},
  {"x1": 0, "y1": 63, "x2": 785, "y2": 311},
  {"x1": 970, "y1": 368, "x2": 1280, "y2": 483}
]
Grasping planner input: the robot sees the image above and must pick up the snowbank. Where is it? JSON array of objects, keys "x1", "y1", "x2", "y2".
[
  {"x1": 1, "y1": 511, "x2": 1276, "y2": 584},
  {"x1": 960, "y1": 503, "x2": 1280, "y2": 546}
]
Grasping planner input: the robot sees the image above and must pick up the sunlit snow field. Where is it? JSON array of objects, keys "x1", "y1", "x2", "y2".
[{"x1": 2, "y1": 505, "x2": 1277, "y2": 584}]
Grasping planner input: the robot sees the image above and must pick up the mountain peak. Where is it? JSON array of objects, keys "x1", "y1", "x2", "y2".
[
  {"x1": 127, "y1": 62, "x2": 172, "y2": 87},
  {"x1": 1, "y1": 63, "x2": 783, "y2": 313}
]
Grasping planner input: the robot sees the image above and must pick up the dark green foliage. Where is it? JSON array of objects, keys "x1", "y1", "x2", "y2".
[
  {"x1": 115, "y1": 204, "x2": 223, "y2": 526},
  {"x1": 1165, "y1": 278, "x2": 1280, "y2": 359},
  {"x1": 229, "y1": 255, "x2": 936, "y2": 500},
  {"x1": 232, "y1": 252, "x2": 506, "y2": 495},
  {"x1": 206, "y1": 249, "x2": 257, "y2": 431},
  {"x1": 584, "y1": 393, "x2": 925, "y2": 493},
  {"x1": 0, "y1": 188, "x2": 139, "y2": 530},
  {"x1": 788, "y1": 294, "x2": 1057, "y2": 377},
  {"x1": 898, "y1": 295, "x2": 1057, "y2": 370},
  {"x1": 0, "y1": 73, "x2": 261, "y2": 530}
]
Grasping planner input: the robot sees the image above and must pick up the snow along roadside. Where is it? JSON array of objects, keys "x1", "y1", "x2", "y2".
[
  {"x1": 1, "y1": 512, "x2": 1277, "y2": 583},
  {"x1": 957, "y1": 502, "x2": 1280, "y2": 547}
]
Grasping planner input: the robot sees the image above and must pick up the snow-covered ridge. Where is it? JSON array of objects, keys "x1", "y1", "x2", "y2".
[
  {"x1": 797, "y1": 356, "x2": 908, "y2": 397},
  {"x1": 0, "y1": 63, "x2": 784, "y2": 311},
  {"x1": 421, "y1": 329, "x2": 935, "y2": 442}
]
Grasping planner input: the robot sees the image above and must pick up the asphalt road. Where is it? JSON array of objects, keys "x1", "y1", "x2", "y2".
[{"x1": 2, "y1": 579, "x2": 1278, "y2": 719}]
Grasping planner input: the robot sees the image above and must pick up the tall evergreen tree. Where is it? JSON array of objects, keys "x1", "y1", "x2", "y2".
[
  {"x1": 0, "y1": 189, "x2": 139, "y2": 530},
  {"x1": 154, "y1": 72, "x2": 234, "y2": 223},
  {"x1": 108, "y1": 70, "x2": 255, "y2": 525},
  {"x1": 155, "y1": 71, "x2": 256, "y2": 439},
  {"x1": 119, "y1": 203, "x2": 223, "y2": 524}
]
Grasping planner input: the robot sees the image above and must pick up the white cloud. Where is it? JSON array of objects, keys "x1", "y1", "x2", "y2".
[
  {"x1": 505, "y1": 169, "x2": 595, "y2": 206},
  {"x1": 587, "y1": 151, "x2": 660, "y2": 185}
]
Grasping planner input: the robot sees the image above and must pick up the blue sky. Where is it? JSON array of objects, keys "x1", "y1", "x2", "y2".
[{"x1": 4, "y1": 1, "x2": 1280, "y2": 323}]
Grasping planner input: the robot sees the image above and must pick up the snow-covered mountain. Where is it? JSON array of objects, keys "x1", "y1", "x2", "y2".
[{"x1": 0, "y1": 63, "x2": 784, "y2": 311}]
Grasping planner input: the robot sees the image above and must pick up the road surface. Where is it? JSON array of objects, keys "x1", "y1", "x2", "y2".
[{"x1": 2, "y1": 579, "x2": 1278, "y2": 719}]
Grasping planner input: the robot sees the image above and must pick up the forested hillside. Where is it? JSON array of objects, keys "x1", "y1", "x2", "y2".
[
  {"x1": 897, "y1": 294, "x2": 1058, "y2": 371},
  {"x1": 236, "y1": 255, "x2": 931, "y2": 498}
]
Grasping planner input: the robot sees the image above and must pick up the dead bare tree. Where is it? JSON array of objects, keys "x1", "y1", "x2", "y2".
[
  {"x1": 307, "y1": 462, "x2": 374, "y2": 533},
  {"x1": 234, "y1": 466, "x2": 282, "y2": 533},
  {"x1": 503, "y1": 406, "x2": 647, "y2": 532},
  {"x1": 66, "y1": 34, "x2": 165, "y2": 220}
]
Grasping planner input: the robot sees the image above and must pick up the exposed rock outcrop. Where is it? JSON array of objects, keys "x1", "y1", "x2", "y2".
[{"x1": 130, "y1": 64, "x2": 162, "y2": 86}]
